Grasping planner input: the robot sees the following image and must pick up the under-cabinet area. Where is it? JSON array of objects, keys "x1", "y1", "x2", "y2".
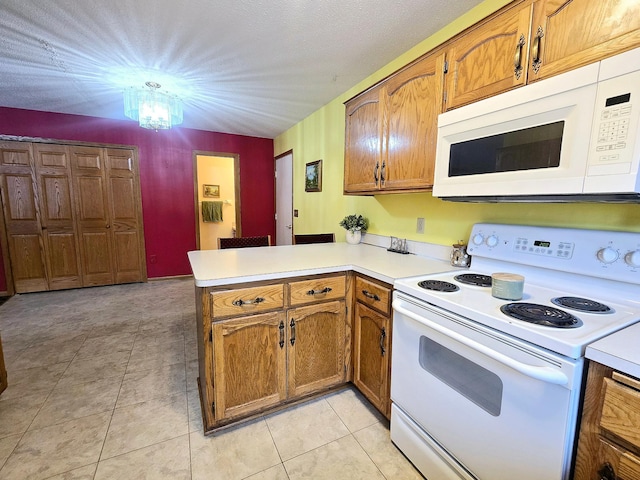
[
  {"x1": 574, "y1": 361, "x2": 640, "y2": 479},
  {"x1": 196, "y1": 273, "x2": 351, "y2": 433}
]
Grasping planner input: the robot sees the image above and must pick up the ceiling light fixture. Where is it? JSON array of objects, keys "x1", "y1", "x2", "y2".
[{"x1": 123, "y1": 81, "x2": 183, "y2": 131}]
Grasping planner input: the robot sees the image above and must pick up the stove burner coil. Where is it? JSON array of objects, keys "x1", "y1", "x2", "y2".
[
  {"x1": 454, "y1": 273, "x2": 492, "y2": 287},
  {"x1": 500, "y1": 302, "x2": 582, "y2": 328},
  {"x1": 418, "y1": 280, "x2": 459, "y2": 292},
  {"x1": 551, "y1": 296, "x2": 612, "y2": 314}
]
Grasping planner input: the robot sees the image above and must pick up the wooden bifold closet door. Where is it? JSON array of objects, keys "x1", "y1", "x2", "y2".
[{"x1": 0, "y1": 140, "x2": 146, "y2": 293}]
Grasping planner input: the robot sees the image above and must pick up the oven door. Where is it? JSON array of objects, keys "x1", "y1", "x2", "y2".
[{"x1": 391, "y1": 292, "x2": 582, "y2": 480}]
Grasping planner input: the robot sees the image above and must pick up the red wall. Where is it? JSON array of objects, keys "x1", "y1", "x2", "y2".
[{"x1": 0, "y1": 107, "x2": 275, "y2": 289}]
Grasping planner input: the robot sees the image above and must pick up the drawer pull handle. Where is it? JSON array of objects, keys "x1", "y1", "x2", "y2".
[
  {"x1": 597, "y1": 463, "x2": 615, "y2": 480},
  {"x1": 306, "y1": 287, "x2": 332, "y2": 296},
  {"x1": 380, "y1": 162, "x2": 386, "y2": 184},
  {"x1": 374, "y1": 162, "x2": 379, "y2": 183},
  {"x1": 279, "y1": 320, "x2": 285, "y2": 348},
  {"x1": 362, "y1": 289, "x2": 381, "y2": 301},
  {"x1": 232, "y1": 297, "x2": 265, "y2": 307},
  {"x1": 513, "y1": 34, "x2": 525, "y2": 80},
  {"x1": 290, "y1": 318, "x2": 296, "y2": 346},
  {"x1": 380, "y1": 327, "x2": 386, "y2": 356},
  {"x1": 532, "y1": 26, "x2": 544, "y2": 73}
]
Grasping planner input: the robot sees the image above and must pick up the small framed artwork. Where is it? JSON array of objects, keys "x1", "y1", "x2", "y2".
[
  {"x1": 203, "y1": 184, "x2": 220, "y2": 198},
  {"x1": 305, "y1": 160, "x2": 322, "y2": 192}
]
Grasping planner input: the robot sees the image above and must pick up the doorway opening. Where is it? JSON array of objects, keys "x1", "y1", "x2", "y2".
[
  {"x1": 193, "y1": 152, "x2": 241, "y2": 250},
  {"x1": 275, "y1": 150, "x2": 293, "y2": 246}
]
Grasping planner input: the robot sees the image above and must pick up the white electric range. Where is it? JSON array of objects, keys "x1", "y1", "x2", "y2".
[{"x1": 390, "y1": 223, "x2": 640, "y2": 480}]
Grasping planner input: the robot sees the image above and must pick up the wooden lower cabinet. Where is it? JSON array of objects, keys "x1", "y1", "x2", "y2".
[
  {"x1": 287, "y1": 301, "x2": 347, "y2": 398},
  {"x1": 352, "y1": 275, "x2": 392, "y2": 418},
  {"x1": 199, "y1": 274, "x2": 350, "y2": 432},
  {"x1": 353, "y1": 303, "x2": 390, "y2": 417},
  {"x1": 212, "y1": 311, "x2": 287, "y2": 422},
  {"x1": 574, "y1": 361, "x2": 640, "y2": 479}
]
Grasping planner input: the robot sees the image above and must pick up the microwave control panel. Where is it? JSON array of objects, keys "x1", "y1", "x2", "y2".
[{"x1": 586, "y1": 68, "x2": 640, "y2": 182}]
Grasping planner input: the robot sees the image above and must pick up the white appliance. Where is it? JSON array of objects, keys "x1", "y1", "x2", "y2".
[
  {"x1": 390, "y1": 223, "x2": 640, "y2": 480},
  {"x1": 433, "y1": 47, "x2": 640, "y2": 202}
]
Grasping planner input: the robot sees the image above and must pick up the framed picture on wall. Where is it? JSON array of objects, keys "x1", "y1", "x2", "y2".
[
  {"x1": 305, "y1": 160, "x2": 322, "y2": 192},
  {"x1": 203, "y1": 184, "x2": 220, "y2": 198}
]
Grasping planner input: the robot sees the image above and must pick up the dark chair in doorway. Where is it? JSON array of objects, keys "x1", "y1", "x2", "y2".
[
  {"x1": 293, "y1": 233, "x2": 335, "y2": 244},
  {"x1": 218, "y1": 235, "x2": 271, "y2": 249}
]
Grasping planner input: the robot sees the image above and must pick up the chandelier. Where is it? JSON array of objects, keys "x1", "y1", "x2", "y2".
[{"x1": 123, "y1": 81, "x2": 183, "y2": 131}]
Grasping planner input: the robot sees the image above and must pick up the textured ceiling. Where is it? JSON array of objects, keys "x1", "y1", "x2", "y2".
[{"x1": 0, "y1": 0, "x2": 483, "y2": 138}]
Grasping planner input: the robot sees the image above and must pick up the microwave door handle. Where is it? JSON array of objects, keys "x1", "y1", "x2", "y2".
[{"x1": 393, "y1": 301, "x2": 569, "y2": 386}]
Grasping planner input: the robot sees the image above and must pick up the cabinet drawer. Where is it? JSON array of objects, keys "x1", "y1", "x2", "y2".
[
  {"x1": 355, "y1": 276, "x2": 391, "y2": 315},
  {"x1": 211, "y1": 284, "x2": 284, "y2": 318},
  {"x1": 600, "y1": 375, "x2": 640, "y2": 450},
  {"x1": 289, "y1": 275, "x2": 345, "y2": 306}
]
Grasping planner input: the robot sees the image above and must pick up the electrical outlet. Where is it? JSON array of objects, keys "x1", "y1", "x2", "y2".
[
  {"x1": 416, "y1": 217, "x2": 425, "y2": 234},
  {"x1": 294, "y1": 209, "x2": 299, "y2": 217}
]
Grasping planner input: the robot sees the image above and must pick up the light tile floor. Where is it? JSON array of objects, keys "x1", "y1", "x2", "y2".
[{"x1": 0, "y1": 278, "x2": 423, "y2": 480}]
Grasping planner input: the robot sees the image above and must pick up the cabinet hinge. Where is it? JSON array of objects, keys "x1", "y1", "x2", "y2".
[
  {"x1": 443, "y1": 60, "x2": 449, "y2": 74},
  {"x1": 211, "y1": 402, "x2": 215, "y2": 413},
  {"x1": 443, "y1": 91, "x2": 447, "y2": 104},
  {"x1": 209, "y1": 329, "x2": 212, "y2": 343}
]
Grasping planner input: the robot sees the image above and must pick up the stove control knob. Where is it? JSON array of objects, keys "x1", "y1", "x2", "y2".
[
  {"x1": 624, "y1": 250, "x2": 640, "y2": 268},
  {"x1": 597, "y1": 247, "x2": 619, "y2": 264},
  {"x1": 486, "y1": 235, "x2": 499, "y2": 248},
  {"x1": 472, "y1": 233, "x2": 484, "y2": 246}
]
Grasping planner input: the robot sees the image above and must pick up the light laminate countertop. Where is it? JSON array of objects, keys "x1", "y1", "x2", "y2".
[
  {"x1": 187, "y1": 242, "x2": 454, "y2": 287},
  {"x1": 586, "y1": 322, "x2": 640, "y2": 379}
]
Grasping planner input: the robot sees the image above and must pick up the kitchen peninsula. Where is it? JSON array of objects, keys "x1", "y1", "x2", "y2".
[{"x1": 188, "y1": 242, "x2": 452, "y2": 433}]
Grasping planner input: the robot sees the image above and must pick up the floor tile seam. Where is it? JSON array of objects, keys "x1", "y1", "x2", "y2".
[
  {"x1": 26, "y1": 403, "x2": 120, "y2": 433},
  {"x1": 97, "y1": 432, "x2": 191, "y2": 464},
  {"x1": 278, "y1": 431, "x2": 358, "y2": 466},
  {"x1": 350, "y1": 426, "x2": 394, "y2": 480},
  {"x1": 262, "y1": 412, "x2": 286, "y2": 466},
  {"x1": 0, "y1": 434, "x2": 23, "y2": 476},
  {"x1": 39, "y1": 460, "x2": 98, "y2": 480}
]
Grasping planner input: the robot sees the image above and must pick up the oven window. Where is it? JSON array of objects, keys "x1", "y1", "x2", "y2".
[
  {"x1": 448, "y1": 121, "x2": 564, "y2": 177},
  {"x1": 419, "y1": 336, "x2": 503, "y2": 416}
]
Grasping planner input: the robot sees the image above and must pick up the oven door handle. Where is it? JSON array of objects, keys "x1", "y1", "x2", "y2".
[{"x1": 393, "y1": 302, "x2": 569, "y2": 386}]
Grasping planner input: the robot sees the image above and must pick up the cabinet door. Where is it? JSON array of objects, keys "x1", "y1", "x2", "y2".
[
  {"x1": 445, "y1": 3, "x2": 533, "y2": 110},
  {"x1": 344, "y1": 87, "x2": 383, "y2": 193},
  {"x1": 105, "y1": 149, "x2": 146, "y2": 284},
  {"x1": 353, "y1": 302, "x2": 390, "y2": 417},
  {"x1": 382, "y1": 52, "x2": 445, "y2": 191},
  {"x1": 212, "y1": 311, "x2": 287, "y2": 422},
  {"x1": 0, "y1": 142, "x2": 48, "y2": 293},
  {"x1": 529, "y1": 0, "x2": 640, "y2": 83},
  {"x1": 71, "y1": 146, "x2": 115, "y2": 286},
  {"x1": 287, "y1": 300, "x2": 347, "y2": 398},
  {"x1": 33, "y1": 144, "x2": 83, "y2": 290}
]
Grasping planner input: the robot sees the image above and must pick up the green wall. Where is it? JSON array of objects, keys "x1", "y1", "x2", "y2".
[{"x1": 274, "y1": 0, "x2": 640, "y2": 245}]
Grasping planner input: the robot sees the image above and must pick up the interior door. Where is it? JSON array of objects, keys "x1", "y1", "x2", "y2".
[
  {"x1": 275, "y1": 152, "x2": 293, "y2": 245},
  {"x1": 0, "y1": 141, "x2": 48, "y2": 293}
]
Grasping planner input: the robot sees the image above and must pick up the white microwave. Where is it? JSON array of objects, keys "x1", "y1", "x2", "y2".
[{"x1": 433, "y1": 47, "x2": 640, "y2": 202}]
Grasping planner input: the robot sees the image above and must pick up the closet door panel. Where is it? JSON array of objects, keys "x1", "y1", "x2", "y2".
[{"x1": 34, "y1": 144, "x2": 82, "y2": 290}]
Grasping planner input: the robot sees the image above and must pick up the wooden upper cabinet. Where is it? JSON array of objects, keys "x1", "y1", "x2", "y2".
[
  {"x1": 344, "y1": 87, "x2": 383, "y2": 193},
  {"x1": 382, "y1": 51, "x2": 446, "y2": 191},
  {"x1": 344, "y1": 49, "x2": 445, "y2": 194},
  {"x1": 445, "y1": 2, "x2": 533, "y2": 110},
  {"x1": 528, "y1": 0, "x2": 640, "y2": 82}
]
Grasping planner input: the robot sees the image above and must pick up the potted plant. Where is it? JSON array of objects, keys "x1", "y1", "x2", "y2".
[{"x1": 339, "y1": 214, "x2": 368, "y2": 244}]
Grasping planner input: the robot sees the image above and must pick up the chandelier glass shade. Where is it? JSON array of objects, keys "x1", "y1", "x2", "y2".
[{"x1": 123, "y1": 82, "x2": 183, "y2": 130}]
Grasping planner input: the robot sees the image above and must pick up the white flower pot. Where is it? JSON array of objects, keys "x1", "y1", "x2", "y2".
[{"x1": 346, "y1": 230, "x2": 362, "y2": 245}]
